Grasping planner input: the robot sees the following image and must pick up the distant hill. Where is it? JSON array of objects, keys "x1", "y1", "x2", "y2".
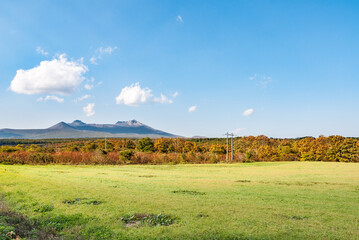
[
  {"x1": 192, "y1": 136, "x2": 209, "y2": 139},
  {"x1": 0, "y1": 120, "x2": 177, "y2": 139}
]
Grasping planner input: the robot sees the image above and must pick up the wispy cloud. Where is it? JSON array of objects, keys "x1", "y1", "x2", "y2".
[
  {"x1": 257, "y1": 76, "x2": 272, "y2": 88},
  {"x1": 188, "y1": 105, "x2": 197, "y2": 112},
  {"x1": 36, "y1": 46, "x2": 48, "y2": 56},
  {"x1": 84, "y1": 84, "x2": 93, "y2": 90},
  {"x1": 249, "y1": 74, "x2": 273, "y2": 88},
  {"x1": 154, "y1": 94, "x2": 173, "y2": 104},
  {"x1": 177, "y1": 15, "x2": 183, "y2": 22},
  {"x1": 90, "y1": 46, "x2": 118, "y2": 64},
  {"x1": 83, "y1": 77, "x2": 101, "y2": 91},
  {"x1": 10, "y1": 54, "x2": 87, "y2": 95},
  {"x1": 242, "y1": 108, "x2": 254, "y2": 116},
  {"x1": 74, "y1": 94, "x2": 91, "y2": 103},
  {"x1": 90, "y1": 57, "x2": 97, "y2": 65},
  {"x1": 83, "y1": 103, "x2": 95, "y2": 116},
  {"x1": 249, "y1": 74, "x2": 257, "y2": 81},
  {"x1": 37, "y1": 95, "x2": 64, "y2": 103},
  {"x1": 98, "y1": 46, "x2": 117, "y2": 55},
  {"x1": 172, "y1": 92, "x2": 179, "y2": 98}
]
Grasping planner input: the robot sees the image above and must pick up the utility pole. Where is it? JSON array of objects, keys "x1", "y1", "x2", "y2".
[
  {"x1": 225, "y1": 132, "x2": 230, "y2": 163},
  {"x1": 230, "y1": 133, "x2": 234, "y2": 162},
  {"x1": 224, "y1": 132, "x2": 234, "y2": 163}
]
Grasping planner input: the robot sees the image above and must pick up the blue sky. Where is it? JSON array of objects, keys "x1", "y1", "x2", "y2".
[{"x1": 1, "y1": 0, "x2": 359, "y2": 138}]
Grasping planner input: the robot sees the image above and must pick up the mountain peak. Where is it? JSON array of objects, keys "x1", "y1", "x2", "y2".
[
  {"x1": 70, "y1": 120, "x2": 86, "y2": 126},
  {"x1": 73, "y1": 120, "x2": 84, "y2": 123},
  {"x1": 48, "y1": 122, "x2": 73, "y2": 130},
  {"x1": 116, "y1": 119, "x2": 144, "y2": 127},
  {"x1": 128, "y1": 119, "x2": 142, "y2": 125}
]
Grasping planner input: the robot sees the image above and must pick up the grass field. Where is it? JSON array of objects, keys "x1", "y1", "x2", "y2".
[{"x1": 0, "y1": 162, "x2": 358, "y2": 239}]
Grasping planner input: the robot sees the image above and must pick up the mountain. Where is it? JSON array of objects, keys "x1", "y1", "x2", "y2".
[{"x1": 0, "y1": 120, "x2": 177, "y2": 139}]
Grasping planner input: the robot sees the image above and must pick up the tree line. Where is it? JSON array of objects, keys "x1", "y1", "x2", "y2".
[{"x1": 0, "y1": 135, "x2": 358, "y2": 165}]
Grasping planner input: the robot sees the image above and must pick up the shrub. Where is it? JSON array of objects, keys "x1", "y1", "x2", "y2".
[
  {"x1": 29, "y1": 153, "x2": 54, "y2": 164},
  {"x1": 119, "y1": 150, "x2": 135, "y2": 162}
]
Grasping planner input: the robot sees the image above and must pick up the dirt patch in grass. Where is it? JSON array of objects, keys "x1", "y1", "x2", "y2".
[
  {"x1": 172, "y1": 190, "x2": 206, "y2": 195},
  {"x1": 62, "y1": 198, "x2": 103, "y2": 205},
  {"x1": 197, "y1": 213, "x2": 209, "y2": 218},
  {"x1": 289, "y1": 215, "x2": 309, "y2": 220},
  {"x1": 121, "y1": 213, "x2": 176, "y2": 227},
  {"x1": 138, "y1": 175, "x2": 157, "y2": 178},
  {"x1": 235, "y1": 180, "x2": 251, "y2": 183},
  {"x1": 54, "y1": 171, "x2": 70, "y2": 174},
  {"x1": 259, "y1": 181, "x2": 347, "y2": 187}
]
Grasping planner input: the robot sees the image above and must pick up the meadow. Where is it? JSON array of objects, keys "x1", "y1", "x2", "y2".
[{"x1": 0, "y1": 162, "x2": 358, "y2": 239}]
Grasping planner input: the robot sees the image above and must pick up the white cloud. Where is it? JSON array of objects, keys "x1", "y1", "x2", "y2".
[
  {"x1": 90, "y1": 46, "x2": 118, "y2": 64},
  {"x1": 116, "y1": 83, "x2": 152, "y2": 106},
  {"x1": 83, "y1": 103, "x2": 95, "y2": 116},
  {"x1": 36, "y1": 46, "x2": 48, "y2": 56},
  {"x1": 74, "y1": 94, "x2": 91, "y2": 102},
  {"x1": 188, "y1": 105, "x2": 197, "y2": 112},
  {"x1": 172, "y1": 92, "x2": 179, "y2": 98},
  {"x1": 177, "y1": 15, "x2": 183, "y2": 22},
  {"x1": 37, "y1": 95, "x2": 64, "y2": 103},
  {"x1": 10, "y1": 54, "x2": 88, "y2": 95},
  {"x1": 115, "y1": 82, "x2": 174, "y2": 106},
  {"x1": 242, "y1": 108, "x2": 254, "y2": 116},
  {"x1": 154, "y1": 94, "x2": 173, "y2": 104}
]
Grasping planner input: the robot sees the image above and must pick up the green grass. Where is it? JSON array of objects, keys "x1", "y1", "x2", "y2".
[{"x1": 0, "y1": 162, "x2": 358, "y2": 239}]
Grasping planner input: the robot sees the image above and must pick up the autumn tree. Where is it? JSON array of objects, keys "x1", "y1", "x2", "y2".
[{"x1": 154, "y1": 138, "x2": 174, "y2": 153}]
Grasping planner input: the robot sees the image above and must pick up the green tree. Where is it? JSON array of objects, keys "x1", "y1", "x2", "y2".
[
  {"x1": 125, "y1": 139, "x2": 136, "y2": 149},
  {"x1": 137, "y1": 137, "x2": 154, "y2": 152},
  {"x1": 119, "y1": 150, "x2": 135, "y2": 161}
]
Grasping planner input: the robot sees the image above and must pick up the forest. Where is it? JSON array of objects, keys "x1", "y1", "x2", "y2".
[{"x1": 0, "y1": 135, "x2": 358, "y2": 165}]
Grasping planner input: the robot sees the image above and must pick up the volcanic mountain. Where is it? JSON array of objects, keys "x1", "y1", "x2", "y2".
[{"x1": 0, "y1": 120, "x2": 177, "y2": 139}]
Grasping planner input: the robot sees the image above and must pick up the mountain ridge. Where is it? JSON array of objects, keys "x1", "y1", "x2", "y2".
[{"x1": 0, "y1": 120, "x2": 177, "y2": 139}]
